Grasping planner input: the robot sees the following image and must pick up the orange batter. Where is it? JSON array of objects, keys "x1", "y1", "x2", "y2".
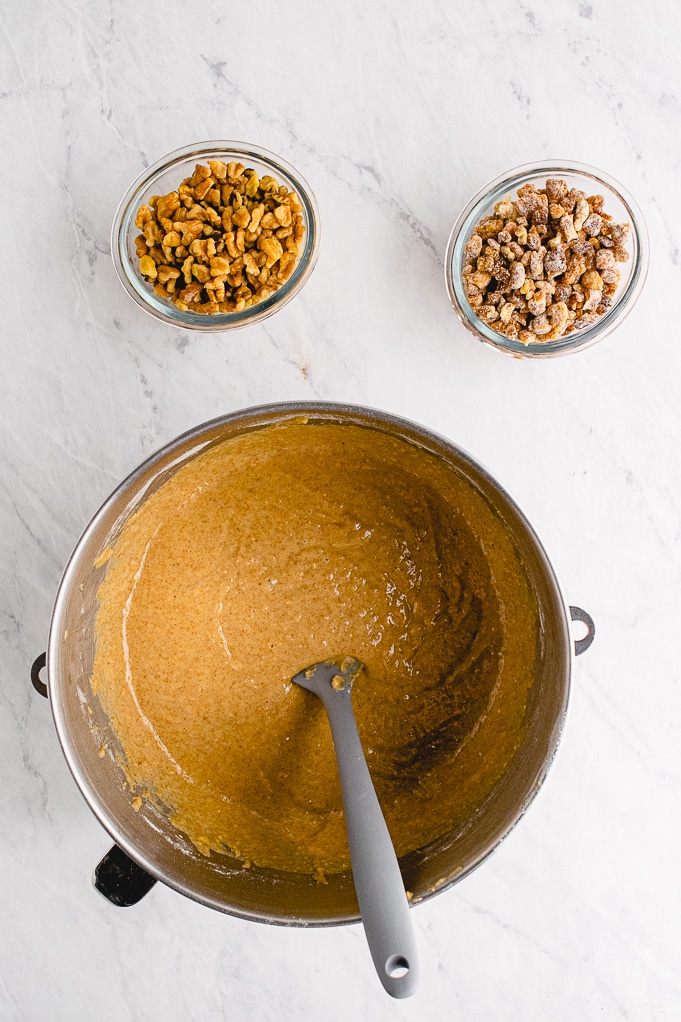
[{"x1": 91, "y1": 420, "x2": 537, "y2": 873}]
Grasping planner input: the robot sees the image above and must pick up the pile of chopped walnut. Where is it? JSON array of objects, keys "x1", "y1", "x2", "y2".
[
  {"x1": 462, "y1": 179, "x2": 630, "y2": 343},
  {"x1": 134, "y1": 160, "x2": 305, "y2": 314}
]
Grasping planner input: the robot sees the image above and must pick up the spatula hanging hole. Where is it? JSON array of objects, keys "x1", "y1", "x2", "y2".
[{"x1": 386, "y1": 955, "x2": 410, "y2": 979}]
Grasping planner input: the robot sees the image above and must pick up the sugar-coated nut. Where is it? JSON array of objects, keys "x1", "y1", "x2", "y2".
[
  {"x1": 596, "y1": 248, "x2": 616, "y2": 270},
  {"x1": 583, "y1": 213, "x2": 603, "y2": 237},
  {"x1": 462, "y1": 176, "x2": 631, "y2": 343},
  {"x1": 509, "y1": 261, "x2": 525, "y2": 290},
  {"x1": 582, "y1": 289, "x2": 602, "y2": 312},
  {"x1": 545, "y1": 179, "x2": 568, "y2": 204},
  {"x1": 479, "y1": 304, "x2": 499, "y2": 322},
  {"x1": 559, "y1": 215, "x2": 578, "y2": 243},
  {"x1": 573, "y1": 197, "x2": 590, "y2": 232},
  {"x1": 547, "y1": 301, "x2": 569, "y2": 333},
  {"x1": 134, "y1": 160, "x2": 306, "y2": 315},
  {"x1": 530, "y1": 312, "x2": 552, "y2": 335},
  {"x1": 544, "y1": 244, "x2": 567, "y2": 278},
  {"x1": 529, "y1": 251, "x2": 544, "y2": 279},
  {"x1": 527, "y1": 291, "x2": 547, "y2": 316},
  {"x1": 499, "y1": 302, "x2": 515, "y2": 324},
  {"x1": 581, "y1": 270, "x2": 603, "y2": 290}
]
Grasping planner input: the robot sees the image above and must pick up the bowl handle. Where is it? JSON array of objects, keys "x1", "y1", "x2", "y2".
[
  {"x1": 569, "y1": 606, "x2": 595, "y2": 656},
  {"x1": 30, "y1": 654, "x2": 157, "y2": 906},
  {"x1": 94, "y1": 844, "x2": 158, "y2": 906},
  {"x1": 31, "y1": 652, "x2": 48, "y2": 698}
]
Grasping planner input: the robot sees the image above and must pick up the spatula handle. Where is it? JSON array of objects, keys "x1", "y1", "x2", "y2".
[{"x1": 324, "y1": 690, "x2": 418, "y2": 999}]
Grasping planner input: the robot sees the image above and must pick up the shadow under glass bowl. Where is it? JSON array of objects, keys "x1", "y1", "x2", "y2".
[
  {"x1": 111, "y1": 141, "x2": 320, "y2": 332},
  {"x1": 444, "y1": 160, "x2": 648, "y2": 358}
]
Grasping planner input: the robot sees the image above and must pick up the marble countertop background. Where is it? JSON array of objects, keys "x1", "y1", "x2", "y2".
[{"x1": 2, "y1": 0, "x2": 680, "y2": 1018}]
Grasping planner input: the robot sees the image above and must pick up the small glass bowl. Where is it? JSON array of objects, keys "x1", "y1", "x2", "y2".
[
  {"x1": 444, "y1": 161, "x2": 648, "y2": 358},
  {"x1": 111, "y1": 141, "x2": 320, "y2": 331}
]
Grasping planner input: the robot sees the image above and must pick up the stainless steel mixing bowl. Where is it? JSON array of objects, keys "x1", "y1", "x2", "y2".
[{"x1": 36, "y1": 403, "x2": 592, "y2": 924}]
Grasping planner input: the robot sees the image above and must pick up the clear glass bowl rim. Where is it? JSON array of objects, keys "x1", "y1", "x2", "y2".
[
  {"x1": 444, "y1": 159, "x2": 649, "y2": 358},
  {"x1": 111, "y1": 140, "x2": 320, "y2": 332}
]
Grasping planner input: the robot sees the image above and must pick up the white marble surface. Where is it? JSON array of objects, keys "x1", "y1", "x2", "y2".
[{"x1": 2, "y1": 0, "x2": 681, "y2": 1018}]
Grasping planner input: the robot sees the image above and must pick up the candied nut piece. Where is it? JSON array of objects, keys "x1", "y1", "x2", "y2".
[
  {"x1": 529, "y1": 250, "x2": 545, "y2": 279},
  {"x1": 545, "y1": 301, "x2": 569, "y2": 338},
  {"x1": 477, "y1": 216, "x2": 505, "y2": 240},
  {"x1": 527, "y1": 290, "x2": 548, "y2": 316},
  {"x1": 602, "y1": 221, "x2": 630, "y2": 245},
  {"x1": 463, "y1": 234, "x2": 483, "y2": 263},
  {"x1": 559, "y1": 215, "x2": 578, "y2": 244},
  {"x1": 499, "y1": 302, "x2": 515, "y2": 324},
  {"x1": 582, "y1": 289, "x2": 602, "y2": 312},
  {"x1": 529, "y1": 312, "x2": 552, "y2": 336},
  {"x1": 494, "y1": 200, "x2": 516, "y2": 219},
  {"x1": 596, "y1": 248, "x2": 616, "y2": 270},
  {"x1": 583, "y1": 213, "x2": 603, "y2": 237},
  {"x1": 545, "y1": 178, "x2": 568, "y2": 204},
  {"x1": 581, "y1": 270, "x2": 604, "y2": 291},
  {"x1": 509, "y1": 261, "x2": 526, "y2": 290},
  {"x1": 516, "y1": 183, "x2": 545, "y2": 215},
  {"x1": 479, "y1": 304, "x2": 499, "y2": 323},
  {"x1": 544, "y1": 243, "x2": 567, "y2": 279},
  {"x1": 531, "y1": 205, "x2": 549, "y2": 236},
  {"x1": 526, "y1": 228, "x2": 543, "y2": 251},
  {"x1": 466, "y1": 270, "x2": 492, "y2": 290},
  {"x1": 573, "y1": 196, "x2": 590, "y2": 232},
  {"x1": 134, "y1": 158, "x2": 307, "y2": 315}
]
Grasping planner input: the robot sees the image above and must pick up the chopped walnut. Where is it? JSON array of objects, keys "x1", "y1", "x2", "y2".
[
  {"x1": 135, "y1": 160, "x2": 306, "y2": 315},
  {"x1": 461, "y1": 178, "x2": 631, "y2": 344}
]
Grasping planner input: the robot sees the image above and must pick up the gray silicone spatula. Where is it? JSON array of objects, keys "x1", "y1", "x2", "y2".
[{"x1": 291, "y1": 657, "x2": 419, "y2": 999}]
